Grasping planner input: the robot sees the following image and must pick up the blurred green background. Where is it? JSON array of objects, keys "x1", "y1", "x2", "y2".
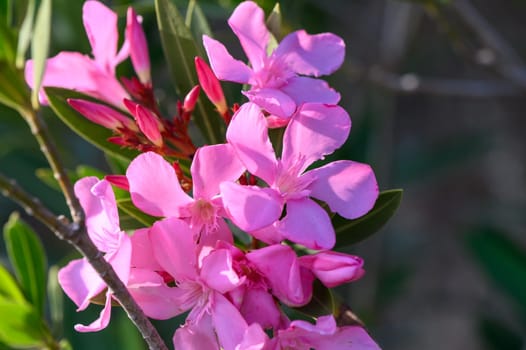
[{"x1": 1, "y1": 0, "x2": 525, "y2": 349}]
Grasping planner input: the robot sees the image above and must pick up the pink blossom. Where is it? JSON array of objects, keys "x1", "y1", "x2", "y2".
[
  {"x1": 25, "y1": 1, "x2": 136, "y2": 107},
  {"x1": 273, "y1": 315, "x2": 381, "y2": 350},
  {"x1": 58, "y1": 177, "x2": 131, "y2": 332},
  {"x1": 126, "y1": 148, "x2": 247, "y2": 237},
  {"x1": 223, "y1": 102, "x2": 379, "y2": 250},
  {"x1": 203, "y1": 1, "x2": 344, "y2": 119},
  {"x1": 126, "y1": 7, "x2": 151, "y2": 84}
]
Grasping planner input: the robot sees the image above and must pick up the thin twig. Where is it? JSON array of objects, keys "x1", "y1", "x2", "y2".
[
  {"x1": 0, "y1": 173, "x2": 169, "y2": 350},
  {"x1": 451, "y1": 0, "x2": 526, "y2": 89}
]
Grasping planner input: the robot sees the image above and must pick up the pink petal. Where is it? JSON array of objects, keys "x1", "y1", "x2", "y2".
[
  {"x1": 299, "y1": 252, "x2": 365, "y2": 288},
  {"x1": 134, "y1": 104, "x2": 163, "y2": 147},
  {"x1": 74, "y1": 177, "x2": 120, "y2": 252},
  {"x1": 203, "y1": 36, "x2": 253, "y2": 83},
  {"x1": 279, "y1": 198, "x2": 335, "y2": 250},
  {"x1": 173, "y1": 314, "x2": 219, "y2": 350},
  {"x1": 128, "y1": 268, "x2": 193, "y2": 319},
  {"x1": 127, "y1": 152, "x2": 193, "y2": 217},
  {"x1": 200, "y1": 249, "x2": 242, "y2": 294},
  {"x1": 212, "y1": 292, "x2": 250, "y2": 350},
  {"x1": 249, "y1": 224, "x2": 284, "y2": 245},
  {"x1": 149, "y1": 217, "x2": 198, "y2": 281},
  {"x1": 247, "y1": 244, "x2": 313, "y2": 307},
  {"x1": 281, "y1": 76, "x2": 340, "y2": 105},
  {"x1": 307, "y1": 160, "x2": 379, "y2": 219},
  {"x1": 191, "y1": 144, "x2": 245, "y2": 200},
  {"x1": 220, "y1": 182, "x2": 282, "y2": 232},
  {"x1": 130, "y1": 228, "x2": 163, "y2": 271},
  {"x1": 243, "y1": 88, "x2": 296, "y2": 118},
  {"x1": 275, "y1": 30, "x2": 345, "y2": 77},
  {"x1": 104, "y1": 232, "x2": 132, "y2": 285},
  {"x1": 74, "y1": 290, "x2": 113, "y2": 332},
  {"x1": 227, "y1": 1, "x2": 269, "y2": 71},
  {"x1": 282, "y1": 104, "x2": 350, "y2": 173},
  {"x1": 226, "y1": 102, "x2": 277, "y2": 185},
  {"x1": 83, "y1": 0, "x2": 119, "y2": 73},
  {"x1": 57, "y1": 258, "x2": 104, "y2": 311},
  {"x1": 236, "y1": 323, "x2": 269, "y2": 350},
  {"x1": 240, "y1": 288, "x2": 281, "y2": 330}
]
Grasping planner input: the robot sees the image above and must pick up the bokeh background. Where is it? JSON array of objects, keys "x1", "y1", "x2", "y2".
[{"x1": 1, "y1": 0, "x2": 525, "y2": 349}]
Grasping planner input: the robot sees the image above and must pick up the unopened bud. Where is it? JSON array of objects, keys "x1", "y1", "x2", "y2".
[
  {"x1": 124, "y1": 99, "x2": 164, "y2": 147},
  {"x1": 183, "y1": 85, "x2": 200, "y2": 114},
  {"x1": 105, "y1": 175, "x2": 130, "y2": 191},
  {"x1": 195, "y1": 56, "x2": 228, "y2": 115},
  {"x1": 68, "y1": 98, "x2": 137, "y2": 131},
  {"x1": 126, "y1": 7, "x2": 151, "y2": 84}
]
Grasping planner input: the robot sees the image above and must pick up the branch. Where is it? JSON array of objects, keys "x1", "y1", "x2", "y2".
[
  {"x1": 0, "y1": 173, "x2": 169, "y2": 350},
  {"x1": 451, "y1": 0, "x2": 526, "y2": 89},
  {"x1": 347, "y1": 61, "x2": 522, "y2": 97}
]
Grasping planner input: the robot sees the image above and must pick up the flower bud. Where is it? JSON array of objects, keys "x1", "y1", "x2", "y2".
[
  {"x1": 68, "y1": 98, "x2": 137, "y2": 131},
  {"x1": 183, "y1": 85, "x2": 200, "y2": 114},
  {"x1": 126, "y1": 7, "x2": 151, "y2": 84},
  {"x1": 195, "y1": 56, "x2": 228, "y2": 115},
  {"x1": 105, "y1": 175, "x2": 130, "y2": 191},
  {"x1": 299, "y1": 252, "x2": 364, "y2": 288},
  {"x1": 124, "y1": 99, "x2": 163, "y2": 147}
]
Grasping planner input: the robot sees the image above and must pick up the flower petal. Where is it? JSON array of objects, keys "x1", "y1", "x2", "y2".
[
  {"x1": 57, "y1": 258, "x2": 104, "y2": 311},
  {"x1": 226, "y1": 103, "x2": 277, "y2": 185},
  {"x1": 149, "y1": 217, "x2": 198, "y2": 281},
  {"x1": 203, "y1": 35, "x2": 253, "y2": 83},
  {"x1": 127, "y1": 152, "x2": 193, "y2": 217},
  {"x1": 282, "y1": 104, "x2": 350, "y2": 173},
  {"x1": 212, "y1": 293, "x2": 250, "y2": 350},
  {"x1": 220, "y1": 182, "x2": 282, "y2": 232},
  {"x1": 307, "y1": 160, "x2": 379, "y2": 219},
  {"x1": 299, "y1": 252, "x2": 365, "y2": 288},
  {"x1": 240, "y1": 288, "x2": 281, "y2": 330},
  {"x1": 279, "y1": 198, "x2": 335, "y2": 250},
  {"x1": 83, "y1": 0, "x2": 119, "y2": 72},
  {"x1": 275, "y1": 30, "x2": 345, "y2": 77},
  {"x1": 227, "y1": 1, "x2": 269, "y2": 71},
  {"x1": 247, "y1": 244, "x2": 313, "y2": 307},
  {"x1": 191, "y1": 144, "x2": 245, "y2": 200},
  {"x1": 281, "y1": 76, "x2": 340, "y2": 105},
  {"x1": 243, "y1": 88, "x2": 297, "y2": 118},
  {"x1": 74, "y1": 290, "x2": 113, "y2": 332},
  {"x1": 201, "y1": 249, "x2": 242, "y2": 294},
  {"x1": 130, "y1": 228, "x2": 163, "y2": 271},
  {"x1": 74, "y1": 177, "x2": 120, "y2": 252},
  {"x1": 173, "y1": 313, "x2": 219, "y2": 350}
]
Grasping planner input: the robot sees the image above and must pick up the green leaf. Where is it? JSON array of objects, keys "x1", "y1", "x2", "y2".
[
  {"x1": 47, "y1": 266, "x2": 63, "y2": 337},
  {"x1": 0, "y1": 21, "x2": 16, "y2": 63},
  {"x1": 294, "y1": 279, "x2": 335, "y2": 318},
  {"x1": 466, "y1": 227, "x2": 526, "y2": 312},
  {"x1": 478, "y1": 317, "x2": 523, "y2": 350},
  {"x1": 116, "y1": 198, "x2": 158, "y2": 227},
  {"x1": 3, "y1": 212, "x2": 47, "y2": 317},
  {"x1": 0, "y1": 60, "x2": 31, "y2": 111},
  {"x1": 30, "y1": 0, "x2": 51, "y2": 108},
  {"x1": 155, "y1": 0, "x2": 224, "y2": 144},
  {"x1": 0, "y1": 297, "x2": 46, "y2": 348},
  {"x1": 0, "y1": 265, "x2": 26, "y2": 304},
  {"x1": 15, "y1": 0, "x2": 35, "y2": 68},
  {"x1": 45, "y1": 87, "x2": 140, "y2": 163},
  {"x1": 185, "y1": 0, "x2": 213, "y2": 48},
  {"x1": 334, "y1": 189, "x2": 403, "y2": 249}
]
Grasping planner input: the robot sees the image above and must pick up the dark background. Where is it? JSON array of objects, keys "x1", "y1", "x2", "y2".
[{"x1": 1, "y1": 0, "x2": 525, "y2": 349}]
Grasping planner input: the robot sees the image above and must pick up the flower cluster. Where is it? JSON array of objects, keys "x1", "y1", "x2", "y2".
[{"x1": 29, "y1": 1, "x2": 381, "y2": 349}]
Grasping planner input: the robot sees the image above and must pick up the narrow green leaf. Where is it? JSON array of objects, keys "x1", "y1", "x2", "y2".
[
  {"x1": 0, "y1": 265, "x2": 26, "y2": 304},
  {"x1": 30, "y1": 0, "x2": 52, "y2": 108},
  {"x1": 0, "y1": 60, "x2": 31, "y2": 111},
  {"x1": 117, "y1": 198, "x2": 158, "y2": 227},
  {"x1": 185, "y1": 0, "x2": 213, "y2": 48},
  {"x1": 0, "y1": 21, "x2": 16, "y2": 63},
  {"x1": 45, "y1": 87, "x2": 140, "y2": 163},
  {"x1": 3, "y1": 212, "x2": 47, "y2": 316},
  {"x1": 0, "y1": 297, "x2": 46, "y2": 348},
  {"x1": 155, "y1": 0, "x2": 224, "y2": 144},
  {"x1": 0, "y1": 0, "x2": 9, "y2": 26},
  {"x1": 466, "y1": 227, "x2": 526, "y2": 312},
  {"x1": 47, "y1": 266, "x2": 63, "y2": 337},
  {"x1": 334, "y1": 189, "x2": 403, "y2": 248},
  {"x1": 15, "y1": 0, "x2": 35, "y2": 68}
]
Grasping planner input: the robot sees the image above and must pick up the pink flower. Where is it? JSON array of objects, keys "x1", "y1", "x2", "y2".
[
  {"x1": 126, "y1": 148, "x2": 247, "y2": 236},
  {"x1": 58, "y1": 177, "x2": 131, "y2": 332},
  {"x1": 203, "y1": 1, "x2": 344, "y2": 119},
  {"x1": 223, "y1": 102, "x2": 379, "y2": 250},
  {"x1": 274, "y1": 315, "x2": 381, "y2": 350},
  {"x1": 25, "y1": 1, "x2": 140, "y2": 108}
]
